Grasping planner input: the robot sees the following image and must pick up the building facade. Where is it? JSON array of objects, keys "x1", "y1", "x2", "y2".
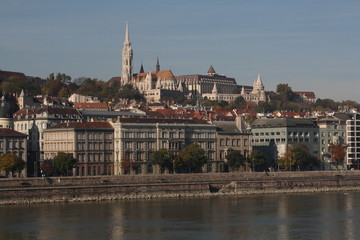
[
  {"x1": 43, "y1": 122, "x2": 114, "y2": 176},
  {"x1": 0, "y1": 128, "x2": 28, "y2": 177},
  {"x1": 111, "y1": 118, "x2": 217, "y2": 175},
  {"x1": 251, "y1": 118, "x2": 320, "y2": 159},
  {"x1": 13, "y1": 107, "x2": 83, "y2": 176},
  {"x1": 0, "y1": 95, "x2": 13, "y2": 129},
  {"x1": 176, "y1": 65, "x2": 238, "y2": 98},
  {"x1": 317, "y1": 114, "x2": 348, "y2": 170},
  {"x1": 346, "y1": 113, "x2": 360, "y2": 169},
  {"x1": 214, "y1": 116, "x2": 252, "y2": 172}
]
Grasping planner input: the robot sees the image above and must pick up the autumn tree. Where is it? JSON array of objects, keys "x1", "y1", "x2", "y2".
[
  {"x1": 277, "y1": 149, "x2": 296, "y2": 171},
  {"x1": 121, "y1": 156, "x2": 131, "y2": 174},
  {"x1": 54, "y1": 152, "x2": 77, "y2": 176},
  {"x1": 225, "y1": 150, "x2": 246, "y2": 171},
  {"x1": 40, "y1": 160, "x2": 55, "y2": 176},
  {"x1": 278, "y1": 145, "x2": 320, "y2": 171},
  {"x1": 150, "y1": 148, "x2": 173, "y2": 173},
  {"x1": 328, "y1": 143, "x2": 347, "y2": 169},
  {"x1": 0, "y1": 153, "x2": 25, "y2": 177}
]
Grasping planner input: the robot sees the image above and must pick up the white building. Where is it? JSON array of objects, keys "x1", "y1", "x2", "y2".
[{"x1": 346, "y1": 113, "x2": 360, "y2": 169}]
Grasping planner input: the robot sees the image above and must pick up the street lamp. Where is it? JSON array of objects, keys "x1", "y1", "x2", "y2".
[{"x1": 34, "y1": 161, "x2": 37, "y2": 177}]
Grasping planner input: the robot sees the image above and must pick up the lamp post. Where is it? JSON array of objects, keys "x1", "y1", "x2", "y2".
[{"x1": 34, "y1": 161, "x2": 37, "y2": 177}]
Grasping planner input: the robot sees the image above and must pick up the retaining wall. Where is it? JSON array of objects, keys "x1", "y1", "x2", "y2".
[{"x1": 1, "y1": 171, "x2": 360, "y2": 204}]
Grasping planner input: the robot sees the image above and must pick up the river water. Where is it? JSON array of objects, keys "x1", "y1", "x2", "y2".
[{"x1": 1, "y1": 192, "x2": 359, "y2": 240}]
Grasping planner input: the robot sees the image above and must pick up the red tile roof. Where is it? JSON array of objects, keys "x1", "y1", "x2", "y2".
[
  {"x1": 73, "y1": 102, "x2": 108, "y2": 110},
  {"x1": 156, "y1": 109, "x2": 194, "y2": 119},
  {"x1": 48, "y1": 122, "x2": 113, "y2": 129},
  {"x1": 118, "y1": 118, "x2": 208, "y2": 124},
  {"x1": 0, "y1": 128, "x2": 27, "y2": 136},
  {"x1": 14, "y1": 107, "x2": 81, "y2": 118}
]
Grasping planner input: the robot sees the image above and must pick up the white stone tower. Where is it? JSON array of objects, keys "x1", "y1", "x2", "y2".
[{"x1": 121, "y1": 22, "x2": 133, "y2": 85}]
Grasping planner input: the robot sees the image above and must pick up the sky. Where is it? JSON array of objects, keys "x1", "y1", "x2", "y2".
[{"x1": 1, "y1": 0, "x2": 360, "y2": 102}]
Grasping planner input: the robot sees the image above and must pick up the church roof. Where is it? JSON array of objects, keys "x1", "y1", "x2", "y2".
[
  {"x1": 207, "y1": 65, "x2": 216, "y2": 74},
  {"x1": 134, "y1": 70, "x2": 176, "y2": 82}
]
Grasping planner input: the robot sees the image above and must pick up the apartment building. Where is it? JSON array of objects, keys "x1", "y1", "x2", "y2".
[
  {"x1": 346, "y1": 113, "x2": 360, "y2": 169},
  {"x1": 213, "y1": 116, "x2": 252, "y2": 172},
  {"x1": 251, "y1": 118, "x2": 319, "y2": 159},
  {"x1": 43, "y1": 122, "x2": 114, "y2": 176},
  {"x1": 111, "y1": 118, "x2": 217, "y2": 175},
  {"x1": 0, "y1": 128, "x2": 27, "y2": 176},
  {"x1": 317, "y1": 114, "x2": 349, "y2": 170}
]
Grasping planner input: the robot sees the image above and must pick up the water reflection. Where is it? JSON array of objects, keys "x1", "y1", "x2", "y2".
[{"x1": 1, "y1": 192, "x2": 360, "y2": 240}]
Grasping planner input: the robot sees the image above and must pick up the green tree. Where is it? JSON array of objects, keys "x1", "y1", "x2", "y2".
[
  {"x1": 150, "y1": 148, "x2": 173, "y2": 173},
  {"x1": 230, "y1": 96, "x2": 247, "y2": 109},
  {"x1": 276, "y1": 83, "x2": 297, "y2": 102},
  {"x1": 291, "y1": 145, "x2": 320, "y2": 170},
  {"x1": 255, "y1": 101, "x2": 276, "y2": 113},
  {"x1": 278, "y1": 145, "x2": 320, "y2": 171},
  {"x1": 248, "y1": 149, "x2": 268, "y2": 171},
  {"x1": 119, "y1": 83, "x2": 144, "y2": 101},
  {"x1": 0, "y1": 153, "x2": 25, "y2": 177},
  {"x1": 54, "y1": 152, "x2": 77, "y2": 176},
  {"x1": 177, "y1": 143, "x2": 207, "y2": 173},
  {"x1": 55, "y1": 73, "x2": 72, "y2": 85},
  {"x1": 313, "y1": 98, "x2": 338, "y2": 111},
  {"x1": 225, "y1": 150, "x2": 246, "y2": 171}
]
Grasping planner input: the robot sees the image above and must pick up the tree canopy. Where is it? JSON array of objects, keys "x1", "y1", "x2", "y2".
[
  {"x1": 53, "y1": 152, "x2": 77, "y2": 176},
  {"x1": 176, "y1": 143, "x2": 207, "y2": 173},
  {"x1": 328, "y1": 143, "x2": 346, "y2": 169},
  {"x1": 150, "y1": 148, "x2": 173, "y2": 173},
  {"x1": 0, "y1": 153, "x2": 25, "y2": 177},
  {"x1": 248, "y1": 149, "x2": 268, "y2": 171},
  {"x1": 225, "y1": 150, "x2": 246, "y2": 171},
  {"x1": 278, "y1": 145, "x2": 320, "y2": 171}
]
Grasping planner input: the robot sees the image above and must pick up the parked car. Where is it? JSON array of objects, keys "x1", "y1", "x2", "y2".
[
  {"x1": 20, "y1": 182, "x2": 32, "y2": 187},
  {"x1": 157, "y1": 179, "x2": 170, "y2": 183},
  {"x1": 100, "y1": 180, "x2": 112, "y2": 185}
]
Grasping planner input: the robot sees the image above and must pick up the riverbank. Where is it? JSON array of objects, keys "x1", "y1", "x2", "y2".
[{"x1": 1, "y1": 171, "x2": 360, "y2": 205}]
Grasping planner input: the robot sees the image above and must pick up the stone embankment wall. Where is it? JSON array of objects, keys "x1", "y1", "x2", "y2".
[{"x1": 1, "y1": 171, "x2": 360, "y2": 205}]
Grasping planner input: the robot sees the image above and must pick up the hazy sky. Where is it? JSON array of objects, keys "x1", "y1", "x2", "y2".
[{"x1": 1, "y1": 0, "x2": 359, "y2": 101}]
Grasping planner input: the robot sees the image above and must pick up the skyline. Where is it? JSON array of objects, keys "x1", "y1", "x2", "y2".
[{"x1": 1, "y1": 0, "x2": 360, "y2": 102}]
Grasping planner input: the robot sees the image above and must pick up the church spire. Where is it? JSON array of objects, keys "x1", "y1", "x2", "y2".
[
  {"x1": 139, "y1": 62, "x2": 144, "y2": 73},
  {"x1": 124, "y1": 21, "x2": 130, "y2": 43},
  {"x1": 156, "y1": 57, "x2": 160, "y2": 72},
  {"x1": 121, "y1": 21, "x2": 133, "y2": 85},
  {"x1": 212, "y1": 83, "x2": 218, "y2": 94}
]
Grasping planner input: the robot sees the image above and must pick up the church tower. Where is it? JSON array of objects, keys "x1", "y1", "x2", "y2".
[{"x1": 121, "y1": 22, "x2": 133, "y2": 85}]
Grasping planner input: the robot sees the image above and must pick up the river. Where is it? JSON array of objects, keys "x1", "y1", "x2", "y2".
[{"x1": 0, "y1": 191, "x2": 359, "y2": 240}]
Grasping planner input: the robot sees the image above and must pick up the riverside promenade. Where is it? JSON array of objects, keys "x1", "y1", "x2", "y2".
[{"x1": 1, "y1": 171, "x2": 360, "y2": 205}]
